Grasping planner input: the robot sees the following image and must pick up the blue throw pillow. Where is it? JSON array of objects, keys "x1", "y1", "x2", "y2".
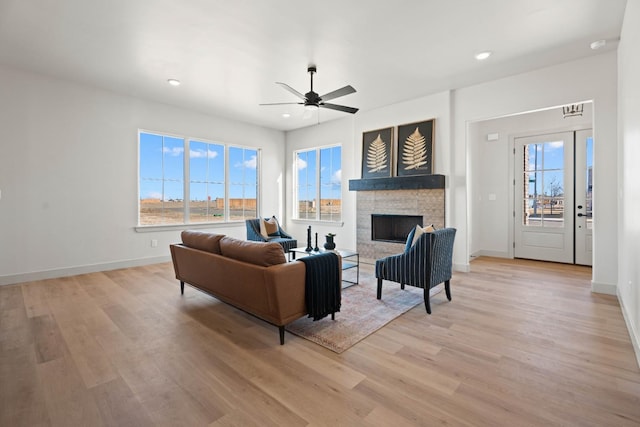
[
  {"x1": 405, "y1": 224, "x2": 436, "y2": 251},
  {"x1": 404, "y1": 227, "x2": 417, "y2": 252}
]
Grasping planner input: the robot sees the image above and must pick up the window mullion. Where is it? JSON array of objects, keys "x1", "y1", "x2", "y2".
[
  {"x1": 184, "y1": 139, "x2": 190, "y2": 224},
  {"x1": 161, "y1": 136, "x2": 166, "y2": 221},
  {"x1": 224, "y1": 145, "x2": 229, "y2": 221},
  {"x1": 315, "y1": 147, "x2": 321, "y2": 221}
]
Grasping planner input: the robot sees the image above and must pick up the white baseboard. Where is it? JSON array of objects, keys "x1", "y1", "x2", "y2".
[
  {"x1": 471, "y1": 250, "x2": 511, "y2": 259},
  {"x1": 618, "y1": 289, "x2": 640, "y2": 370},
  {"x1": 0, "y1": 256, "x2": 172, "y2": 286},
  {"x1": 454, "y1": 263, "x2": 470, "y2": 273},
  {"x1": 591, "y1": 280, "x2": 617, "y2": 295}
]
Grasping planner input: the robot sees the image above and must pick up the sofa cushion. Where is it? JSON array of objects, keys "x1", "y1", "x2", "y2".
[
  {"x1": 259, "y1": 216, "x2": 281, "y2": 238},
  {"x1": 219, "y1": 236, "x2": 286, "y2": 266},
  {"x1": 181, "y1": 231, "x2": 224, "y2": 254}
]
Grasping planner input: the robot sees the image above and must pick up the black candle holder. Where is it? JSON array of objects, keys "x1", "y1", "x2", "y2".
[
  {"x1": 305, "y1": 226, "x2": 313, "y2": 252},
  {"x1": 313, "y1": 233, "x2": 319, "y2": 252}
]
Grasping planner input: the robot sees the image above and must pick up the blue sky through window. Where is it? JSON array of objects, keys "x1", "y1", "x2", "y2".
[
  {"x1": 296, "y1": 145, "x2": 342, "y2": 220},
  {"x1": 229, "y1": 146, "x2": 258, "y2": 199},
  {"x1": 139, "y1": 132, "x2": 184, "y2": 200},
  {"x1": 297, "y1": 150, "x2": 317, "y2": 202},
  {"x1": 320, "y1": 146, "x2": 342, "y2": 201},
  {"x1": 189, "y1": 140, "x2": 224, "y2": 201},
  {"x1": 526, "y1": 141, "x2": 565, "y2": 197},
  {"x1": 140, "y1": 132, "x2": 258, "y2": 202}
]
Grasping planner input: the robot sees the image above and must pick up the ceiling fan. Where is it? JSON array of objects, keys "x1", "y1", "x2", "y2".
[{"x1": 260, "y1": 65, "x2": 358, "y2": 114}]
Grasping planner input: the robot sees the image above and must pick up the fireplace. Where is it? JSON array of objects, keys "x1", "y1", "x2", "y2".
[
  {"x1": 349, "y1": 175, "x2": 445, "y2": 264},
  {"x1": 371, "y1": 214, "x2": 422, "y2": 243}
]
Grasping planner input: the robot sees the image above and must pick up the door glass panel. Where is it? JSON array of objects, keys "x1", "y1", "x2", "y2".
[
  {"x1": 522, "y1": 141, "x2": 564, "y2": 227},
  {"x1": 585, "y1": 136, "x2": 593, "y2": 229}
]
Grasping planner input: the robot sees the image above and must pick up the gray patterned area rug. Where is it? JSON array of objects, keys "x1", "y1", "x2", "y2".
[{"x1": 285, "y1": 272, "x2": 442, "y2": 353}]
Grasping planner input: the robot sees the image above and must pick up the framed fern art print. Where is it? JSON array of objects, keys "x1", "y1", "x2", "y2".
[
  {"x1": 396, "y1": 119, "x2": 434, "y2": 176},
  {"x1": 361, "y1": 126, "x2": 393, "y2": 179}
]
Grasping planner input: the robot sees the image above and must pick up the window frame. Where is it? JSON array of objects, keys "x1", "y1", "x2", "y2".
[
  {"x1": 293, "y1": 143, "x2": 343, "y2": 224},
  {"x1": 137, "y1": 129, "x2": 260, "y2": 230}
]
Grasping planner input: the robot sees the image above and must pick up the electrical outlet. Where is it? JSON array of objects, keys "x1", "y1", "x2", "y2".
[{"x1": 151, "y1": 239, "x2": 158, "y2": 248}]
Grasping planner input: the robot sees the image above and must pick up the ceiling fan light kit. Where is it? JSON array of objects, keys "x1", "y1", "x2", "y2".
[{"x1": 260, "y1": 65, "x2": 359, "y2": 115}]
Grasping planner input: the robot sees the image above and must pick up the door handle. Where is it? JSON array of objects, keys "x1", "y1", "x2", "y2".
[{"x1": 577, "y1": 213, "x2": 585, "y2": 217}]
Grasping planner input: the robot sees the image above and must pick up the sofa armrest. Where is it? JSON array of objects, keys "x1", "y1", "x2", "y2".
[
  {"x1": 263, "y1": 262, "x2": 307, "y2": 324},
  {"x1": 278, "y1": 227, "x2": 293, "y2": 239}
]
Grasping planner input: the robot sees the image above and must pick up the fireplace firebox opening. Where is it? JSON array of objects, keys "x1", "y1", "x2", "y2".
[{"x1": 371, "y1": 214, "x2": 422, "y2": 243}]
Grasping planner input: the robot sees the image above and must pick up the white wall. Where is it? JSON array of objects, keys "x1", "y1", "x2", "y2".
[
  {"x1": 456, "y1": 51, "x2": 619, "y2": 290},
  {"x1": 0, "y1": 65, "x2": 285, "y2": 285},
  {"x1": 617, "y1": 0, "x2": 640, "y2": 367},
  {"x1": 468, "y1": 104, "x2": 593, "y2": 258}
]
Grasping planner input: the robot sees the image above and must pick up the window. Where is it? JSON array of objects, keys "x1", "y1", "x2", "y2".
[
  {"x1": 189, "y1": 140, "x2": 225, "y2": 223},
  {"x1": 522, "y1": 141, "x2": 564, "y2": 228},
  {"x1": 228, "y1": 146, "x2": 258, "y2": 220},
  {"x1": 139, "y1": 131, "x2": 259, "y2": 226},
  {"x1": 139, "y1": 133, "x2": 185, "y2": 225},
  {"x1": 295, "y1": 145, "x2": 341, "y2": 221}
]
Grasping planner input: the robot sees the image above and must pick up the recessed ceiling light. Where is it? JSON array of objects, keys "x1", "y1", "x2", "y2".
[
  {"x1": 475, "y1": 51, "x2": 492, "y2": 61},
  {"x1": 590, "y1": 39, "x2": 606, "y2": 50},
  {"x1": 167, "y1": 79, "x2": 181, "y2": 86},
  {"x1": 282, "y1": 113, "x2": 291, "y2": 118}
]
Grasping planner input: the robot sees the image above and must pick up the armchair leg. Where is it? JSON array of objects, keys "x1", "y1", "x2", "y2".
[
  {"x1": 377, "y1": 278, "x2": 383, "y2": 299},
  {"x1": 180, "y1": 281, "x2": 184, "y2": 295},
  {"x1": 401, "y1": 283, "x2": 405, "y2": 290},
  {"x1": 445, "y1": 280, "x2": 452, "y2": 301},
  {"x1": 279, "y1": 326, "x2": 285, "y2": 345},
  {"x1": 423, "y1": 288, "x2": 432, "y2": 314}
]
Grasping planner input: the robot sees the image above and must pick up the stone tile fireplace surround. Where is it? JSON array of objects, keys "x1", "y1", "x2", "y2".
[{"x1": 349, "y1": 175, "x2": 445, "y2": 265}]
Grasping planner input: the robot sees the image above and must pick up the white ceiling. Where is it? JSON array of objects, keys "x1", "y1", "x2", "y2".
[{"x1": 0, "y1": 0, "x2": 627, "y2": 131}]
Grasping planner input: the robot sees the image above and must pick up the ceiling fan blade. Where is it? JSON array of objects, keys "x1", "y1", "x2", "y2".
[
  {"x1": 319, "y1": 85, "x2": 356, "y2": 102},
  {"x1": 321, "y1": 102, "x2": 359, "y2": 114},
  {"x1": 275, "y1": 82, "x2": 306, "y2": 100},
  {"x1": 259, "y1": 102, "x2": 303, "y2": 106}
]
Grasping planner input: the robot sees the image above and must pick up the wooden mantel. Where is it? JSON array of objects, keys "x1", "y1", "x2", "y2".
[{"x1": 348, "y1": 174, "x2": 445, "y2": 191}]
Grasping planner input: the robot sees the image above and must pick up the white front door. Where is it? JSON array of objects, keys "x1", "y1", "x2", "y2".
[
  {"x1": 574, "y1": 129, "x2": 593, "y2": 266},
  {"x1": 515, "y1": 132, "x2": 575, "y2": 263}
]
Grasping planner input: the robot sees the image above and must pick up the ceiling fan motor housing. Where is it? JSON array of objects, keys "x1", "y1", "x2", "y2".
[{"x1": 306, "y1": 66, "x2": 319, "y2": 105}]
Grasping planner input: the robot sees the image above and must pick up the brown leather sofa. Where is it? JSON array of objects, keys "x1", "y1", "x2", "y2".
[{"x1": 170, "y1": 230, "x2": 310, "y2": 344}]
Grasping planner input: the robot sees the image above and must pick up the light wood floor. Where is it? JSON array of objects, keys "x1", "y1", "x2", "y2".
[{"x1": 1, "y1": 257, "x2": 639, "y2": 426}]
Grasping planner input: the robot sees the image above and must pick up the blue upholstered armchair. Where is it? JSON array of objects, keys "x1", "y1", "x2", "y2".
[
  {"x1": 375, "y1": 228, "x2": 456, "y2": 314},
  {"x1": 245, "y1": 217, "x2": 298, "y2": 254}
]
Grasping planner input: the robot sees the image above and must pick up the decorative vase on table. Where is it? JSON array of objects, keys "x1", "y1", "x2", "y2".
[
  {"x1": 305, "y1": 226, "x2": 313, "y2": 252},
  {"x1": 324, "y1": 233, "x2": 336, "y2": 250}
]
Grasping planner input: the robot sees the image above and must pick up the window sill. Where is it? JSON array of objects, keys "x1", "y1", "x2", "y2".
[{"x1": 135, "y1": 221, "x2": 245, "y2": 233}]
